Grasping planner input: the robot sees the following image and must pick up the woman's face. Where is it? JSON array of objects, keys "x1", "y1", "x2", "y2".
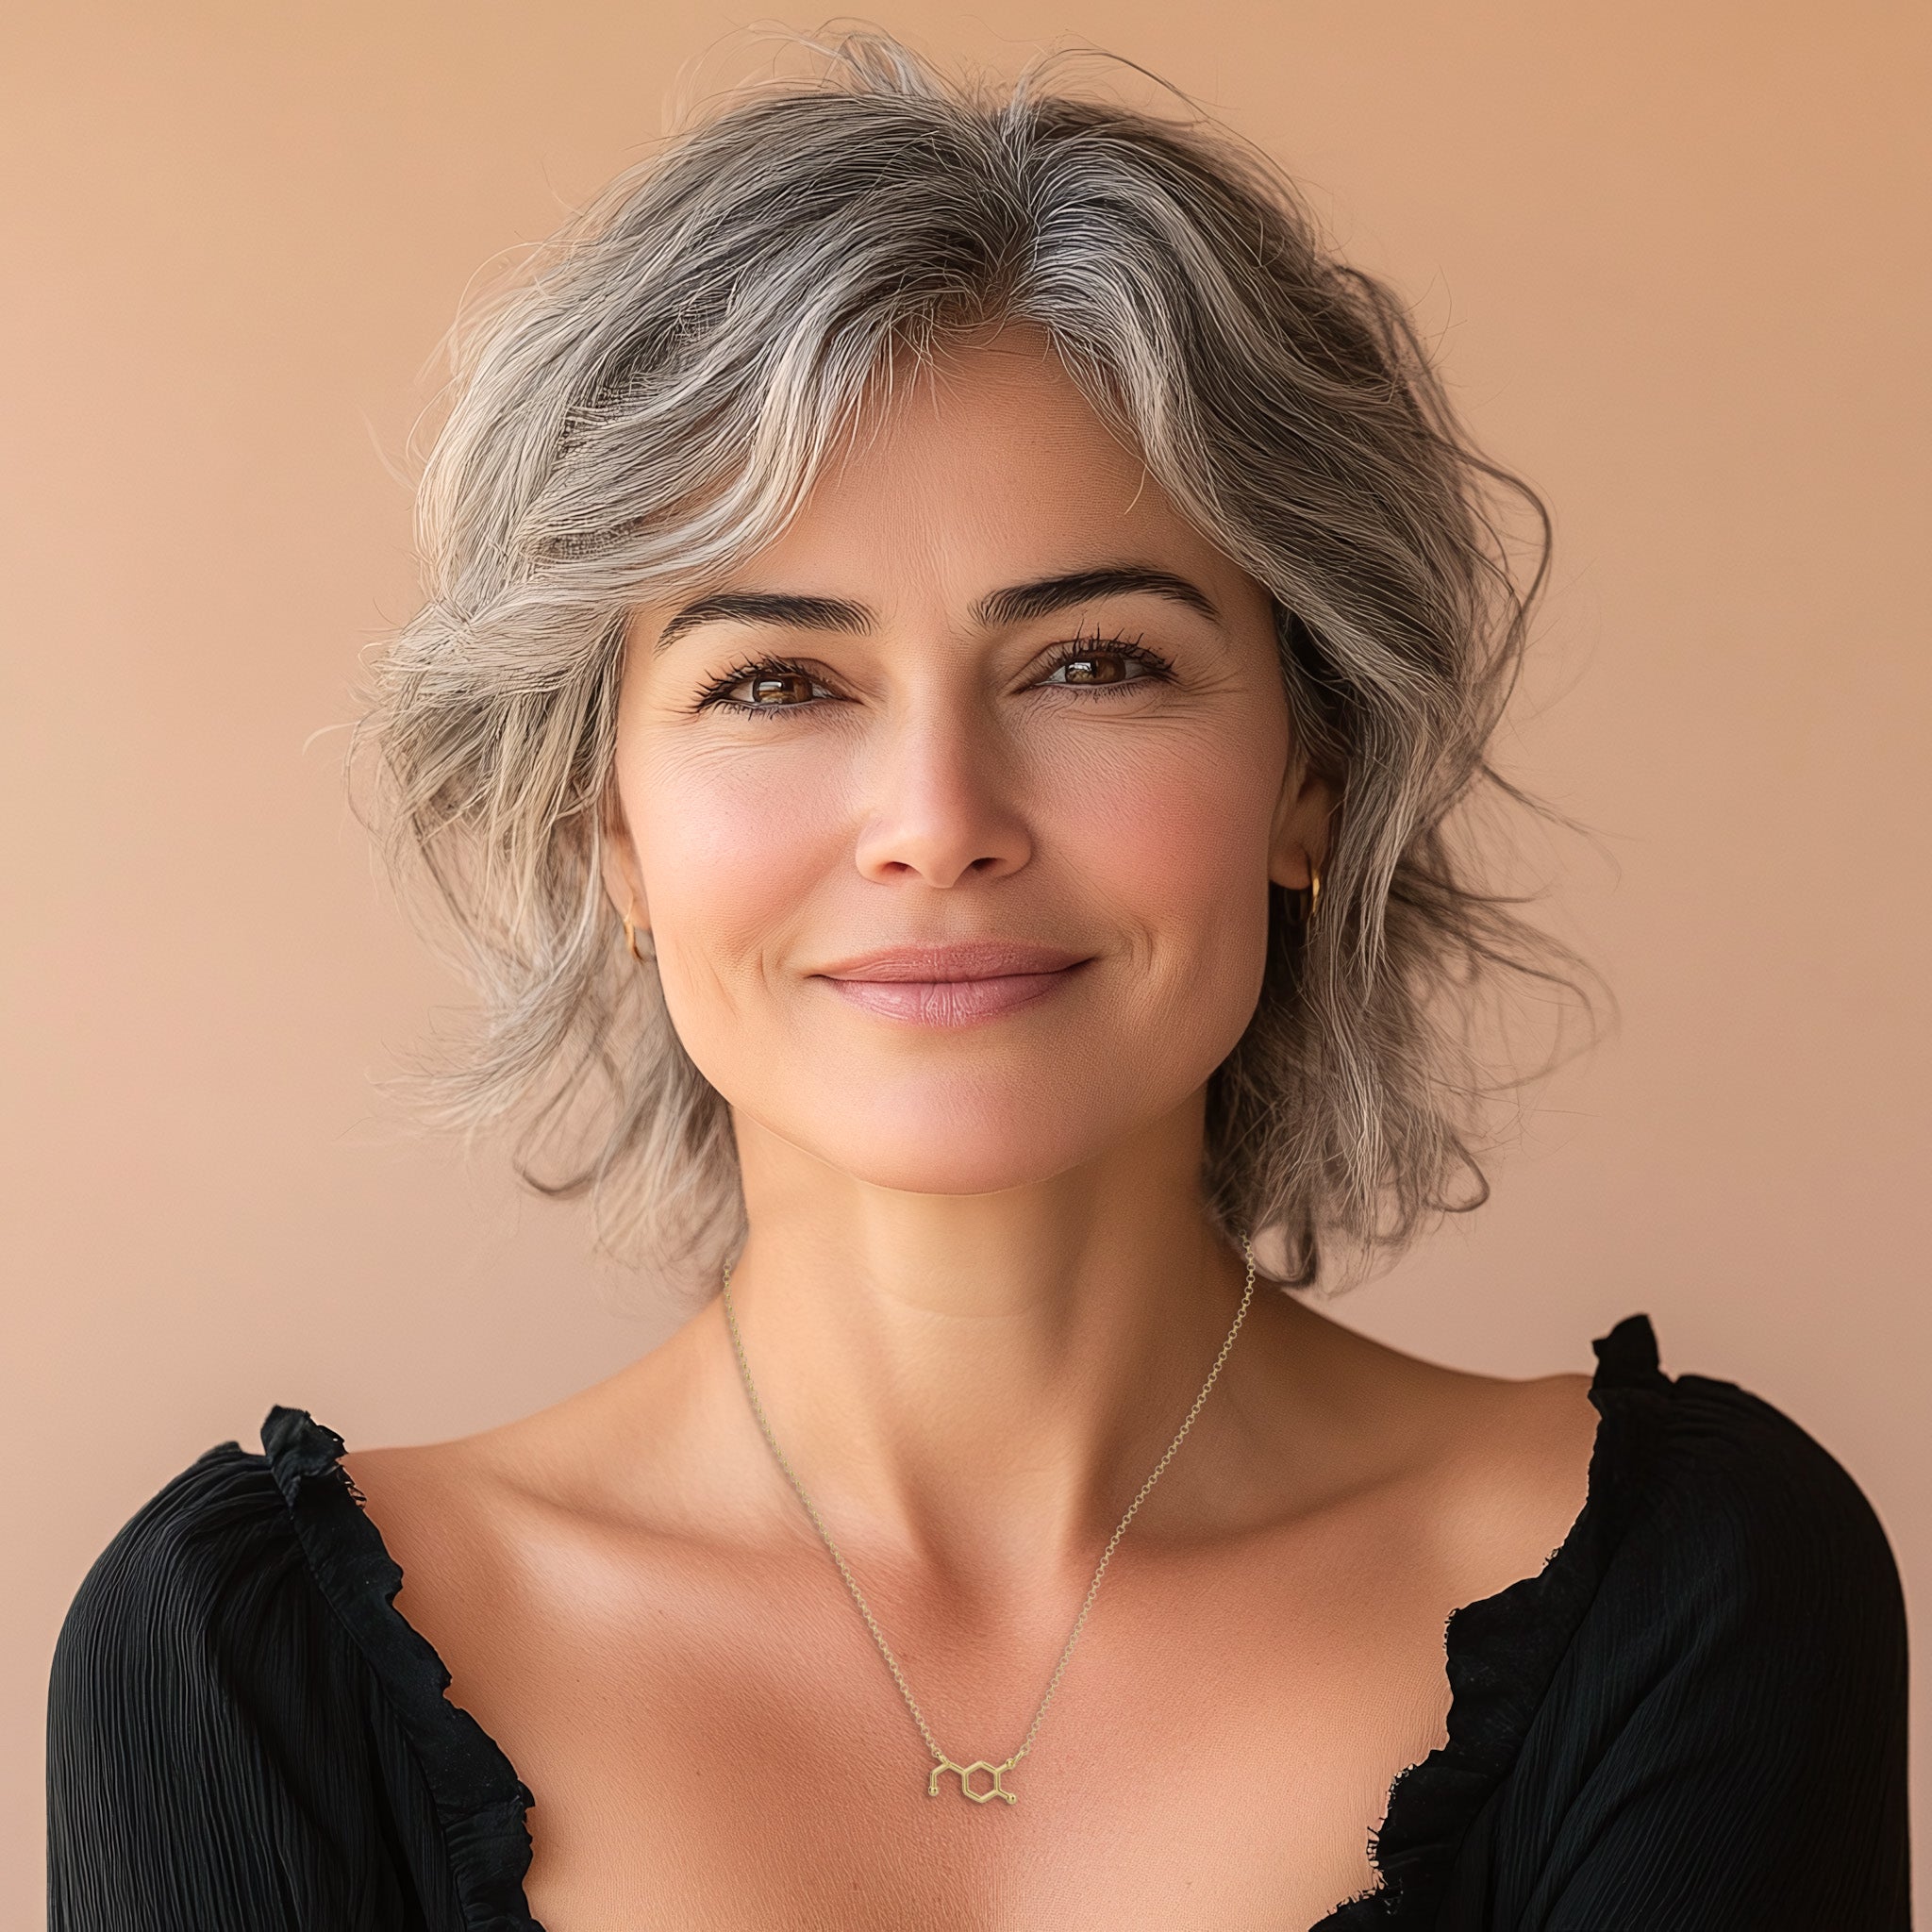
[{"x1": 605, "y1": 329, "x2": 1332, "y2": 1196}]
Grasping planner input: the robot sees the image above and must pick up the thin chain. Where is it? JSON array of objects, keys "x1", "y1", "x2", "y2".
[{"x1": 721, "y1": 1233, "x2": 1257, "y2": 1777}]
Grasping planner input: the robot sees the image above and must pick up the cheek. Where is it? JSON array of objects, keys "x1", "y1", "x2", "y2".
[
  {"x1": 1052, "y1": 724, "x2": 1279, "y2": 973},
  {"x1": 627, "y1": 748, "x2": 842, "y2": 997}
]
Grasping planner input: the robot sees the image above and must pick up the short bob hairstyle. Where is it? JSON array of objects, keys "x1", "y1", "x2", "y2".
[{"x1": 356, "y1": 31, "x2": 1591, "y2": 1295}]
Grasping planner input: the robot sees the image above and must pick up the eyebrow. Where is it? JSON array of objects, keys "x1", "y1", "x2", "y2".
[
  {"x1": 651, "y1": 565, "x2": 1222, "y2": 655},
  {"x1": 654, "y1": 591, "x2": 871, "y2": 655}
]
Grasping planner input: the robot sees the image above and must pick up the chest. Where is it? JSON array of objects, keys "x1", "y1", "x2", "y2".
[{"x1": 419, "y1": 1509, "x2": 1467, "y2": 1932}]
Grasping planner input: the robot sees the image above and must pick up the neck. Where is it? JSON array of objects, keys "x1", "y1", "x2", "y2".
[{"x1": 710, "y1": 1099, "x2": 1262, "y2": 1591}]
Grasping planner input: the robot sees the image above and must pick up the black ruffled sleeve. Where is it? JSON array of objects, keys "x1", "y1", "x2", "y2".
[
  {"x1": 1318, "y1": 1315, "x2": 1912, "y2": 1932},
  {"x1": 44, "y1": 1438, "x2": 461, "y2": 1931},
  {"x1": 1529, "y1": 1369, "x2": 1913, "y2": 1931}
]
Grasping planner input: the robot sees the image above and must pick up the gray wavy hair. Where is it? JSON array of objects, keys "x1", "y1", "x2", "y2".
[{"x1": 353, "y1": 31, "x2": 1597, "y2": 1296}]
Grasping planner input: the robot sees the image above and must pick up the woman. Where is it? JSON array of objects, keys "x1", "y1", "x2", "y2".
[{"x1": 46, "y1": 33, "x2": 1909, "y2": 1932}]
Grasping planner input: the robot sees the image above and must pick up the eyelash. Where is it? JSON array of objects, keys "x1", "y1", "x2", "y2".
[{"x1": 689, "y1": 630, "x2": 1175, "y2": 721}]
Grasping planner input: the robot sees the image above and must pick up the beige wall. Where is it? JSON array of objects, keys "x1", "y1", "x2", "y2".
[{"x1": 5, "y1": 0, "x2": 1924, "y2": 1913}]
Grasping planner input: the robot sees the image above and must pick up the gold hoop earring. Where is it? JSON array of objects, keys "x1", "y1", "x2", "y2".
[
  {"x1": 1305, "y1": 863, "x2": 1322, "y2": 928},
  {"x1": 623, "y1": 900, "x2": 649, "y2": 964}
]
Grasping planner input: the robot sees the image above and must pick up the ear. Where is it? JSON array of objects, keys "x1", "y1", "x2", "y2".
[
  {"x1": 1267, "y1": 747, "x2": 1339, "y2": 892},
  {"x1": 597, "y1": 782, "x2": 651, "y2": 938}
]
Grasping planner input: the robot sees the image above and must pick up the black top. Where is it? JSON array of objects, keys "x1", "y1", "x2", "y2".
[{"x1": 45, "y1": 1313, "x2": 1912, "y2": 1931}]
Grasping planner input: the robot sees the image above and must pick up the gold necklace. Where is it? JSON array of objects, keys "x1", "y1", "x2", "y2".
[{"x1": 721, "y1": 1233, "x2": 1257, "y2": 1806}]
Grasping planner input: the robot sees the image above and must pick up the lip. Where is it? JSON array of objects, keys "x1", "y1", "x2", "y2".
[
  {"x1": 810, "y1": 941, "x2": 1093, "y2": 1028},
  {"x1": 811, "y1": 941, "x2": 1091, "y2": 981}
]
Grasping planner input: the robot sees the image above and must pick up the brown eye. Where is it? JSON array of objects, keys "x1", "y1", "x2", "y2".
[
  {"x1": 718, "y1": 668, "x2": 823, "y2": 707},
  {"x1": 738, "y1": 669, "x2": 816, "y2": 707},
  {"x1": 696, "y1": 658, "x2": 834, "y2": 714},
  {"x1": 1054, "y1": 653, "x2": 1135, "y2": 686},
  {"x1": 1037, "y1": 640, "x2": 1169, "y2": 692}
]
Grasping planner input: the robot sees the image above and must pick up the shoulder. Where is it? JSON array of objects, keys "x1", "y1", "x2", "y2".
[
  {"x1": 48, "y1": 1404, "x2": 458, "y2": 1761},
  {"x1": 50, "y1": 1409, "x2": 397, "y2": 1755},
  {"x1": 1524, "y1": 1319, "x2": 1915, "y2": 1923},
  {"x1": 1584, "y1": 1314, "x2": 1908, "y2": 1705},
  {"x1": 53, "y1": 1429, "x2": 313, "y2": 1691},
  {"x1": 1619, "y1": 1323, "x2": 1902, "y2": 1606},
  {"x1": 50, "y1": 1411, "x2": 541, "y2": 1924},
  {"x1": 47, "y1": 1415, "x2": 380, "y2": 1890}
]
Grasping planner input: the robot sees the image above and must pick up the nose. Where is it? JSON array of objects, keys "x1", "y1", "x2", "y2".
[{"x1": 850, "y1": 692, "x2": 1034, "y2": 889}]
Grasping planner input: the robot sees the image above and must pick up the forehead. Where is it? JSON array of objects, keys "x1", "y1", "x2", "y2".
[{"x1": 722, "y1": 328, "x2": 1257, "y2": 618}]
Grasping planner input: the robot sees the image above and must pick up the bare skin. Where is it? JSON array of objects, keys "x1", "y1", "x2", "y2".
[{"x1": 346, "y1": 331, "x2": 1601, "y2": 1931}]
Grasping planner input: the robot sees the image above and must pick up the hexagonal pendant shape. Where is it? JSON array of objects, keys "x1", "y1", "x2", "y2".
[{"x1": 927, "y1": 1755, "x2": 1018, "y2": 1804}]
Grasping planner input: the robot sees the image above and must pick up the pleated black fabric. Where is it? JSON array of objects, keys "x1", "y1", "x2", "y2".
[{"x1": 46, "y1": 1312, "x2": 1912, "y2": 1931}]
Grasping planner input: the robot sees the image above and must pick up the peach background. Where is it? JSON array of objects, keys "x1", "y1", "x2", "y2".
[{"x1": 5, "y1": 0, "x2": 1924, "y2": 1916}]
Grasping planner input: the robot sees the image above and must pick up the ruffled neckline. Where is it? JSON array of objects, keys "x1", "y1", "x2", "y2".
[
  {"x1": 1310, "y1": 1310, "x2": 1673, "y2": 1927},
  {"x1": 262, "y1": 1406, "x2": 545, "y2": 1931},
  {"x1": 260, "y1": 1311, "x2": 1672, "y2": 1932}
]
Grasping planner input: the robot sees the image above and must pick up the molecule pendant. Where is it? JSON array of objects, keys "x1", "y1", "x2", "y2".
[{"x1": 928, "y1": 1755, "x2": 1019, "y2": 1805}]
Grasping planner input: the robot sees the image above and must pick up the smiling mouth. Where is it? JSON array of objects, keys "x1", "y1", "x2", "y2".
[{"x1": 813, "y1": 957, "x2": 1091, "y2": 1027}]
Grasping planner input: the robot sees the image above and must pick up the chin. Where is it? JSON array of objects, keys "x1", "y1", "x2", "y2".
[
  {"x1": 705, "y1": 1039, "x2": 1213, "y2": 1196},
  {"x1": 769, "y1": 1076, "x2": 1130, "y2": 1196}
]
